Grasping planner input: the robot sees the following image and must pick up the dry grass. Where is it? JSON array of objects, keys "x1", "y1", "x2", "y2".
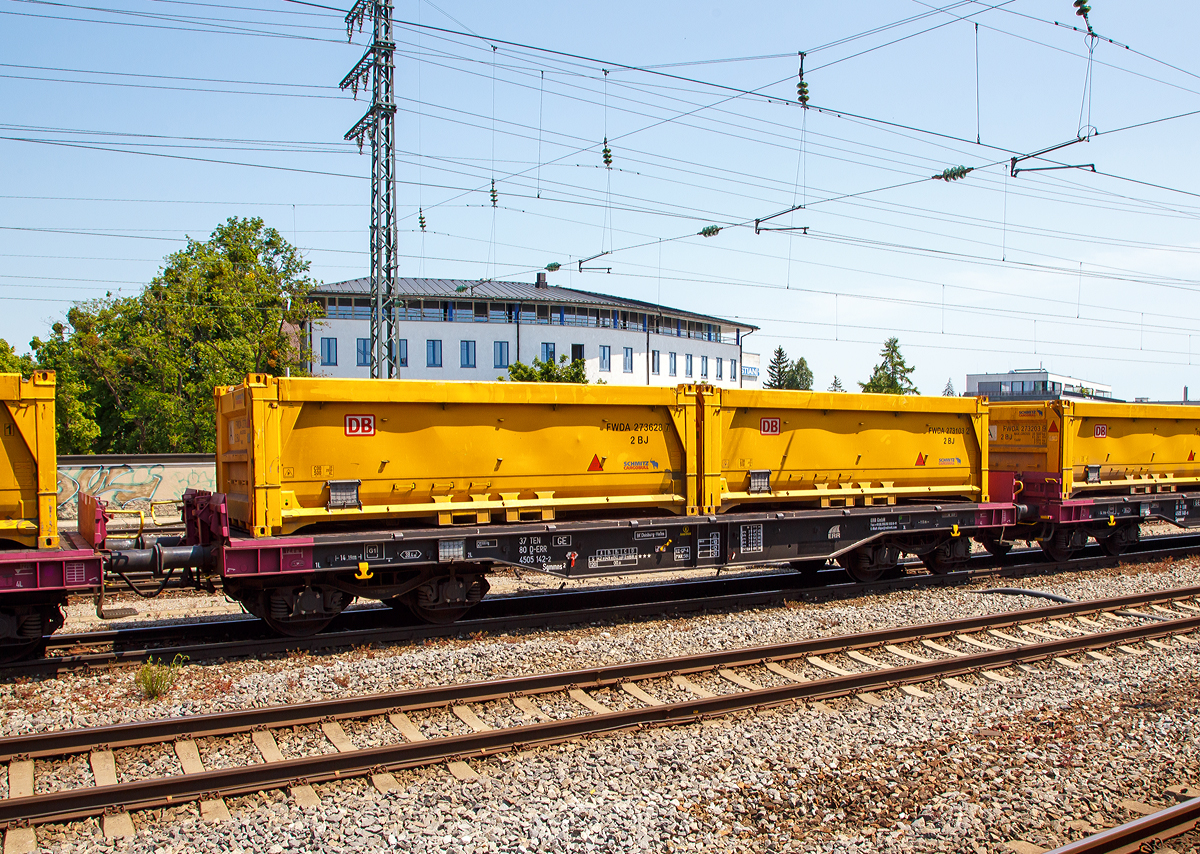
[{"x1": 134, "y1": 654, "x2": 187, "y2": 700}]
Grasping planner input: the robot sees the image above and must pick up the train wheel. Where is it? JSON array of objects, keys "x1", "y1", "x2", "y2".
[
  {"x1": 399, "y1": 595, "x2": 473, "y2": 625},
  {"x1": 788, "y1": 560, "x2": 827, "y2": 581},
  {"x1": 921, "y1": 537, "x2": 971, "y2": 576},
  {"x1": 920, "y1": 555, "x2": 951, "y2": 576},
  {"x1": 836, "y1": 545, "x2": 899, "y2": 584},
  {"x1": 235, "y1": 584, "x2": 347, "y2": 638},
  {"x1": 1038, "y1": 529, "x2": 1084, "y2": 563},
  {"x1": 0, "y1": 604, "x2": 62, "y2": 664},
  {"x1": 978, "y1": 536, "x2": 1013, "y2": 558},
  {"x1": 380, "y1": 595, "x2": 468, "y2": 624},
  {"x1": 0, "y1": 638, "x2": 44, "y2": 665},
  {"x1": 396, "y1": 575, "x2": 489, "y2": 625},
  {"x1": 261, "y1": 614, "x2": 335, "y2": 637},
  {"x1": 1098, "y1": 524, "x2": 1140, "y2": 557}
]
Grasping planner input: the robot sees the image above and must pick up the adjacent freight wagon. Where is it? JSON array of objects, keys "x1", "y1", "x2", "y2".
[
  {"x1": 705, "y1": 388, "x2": 994, "y2": 576},
  {"x1": 0, "y1": 372, "x2": 102, "y2": 661},
  {"x1": 989, "y1": 399, "x2": 1200, "y2": 559}
]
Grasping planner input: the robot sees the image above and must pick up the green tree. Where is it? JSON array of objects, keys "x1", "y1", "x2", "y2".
[
  {"x1": 504, "y1": 355, "x2": 589, "y2": 383},
  {"x1": 0, "y1": 340, "x2": 35, "y2": 377},
  {"x1": 765, "y1": 346, "x2": 790, "y2": 389},
  {"x1": 828, "y1": 375, "x2": 845, "y2": 392},
  {"x1": 32, "y1": 217, "x2": 323, "y2": 453},
  {"x1": 943, "y1": 377, "x2": 956, "y2": 397},
  {"x1": 765, "y1": 346, "x2": 813, "y2": 390},
  {"x1": 785, "y1": 357, "x2": 813, "y2": 390},
  {"x1": 858, "y1": 337, "x2": 918, "y2": 395}
]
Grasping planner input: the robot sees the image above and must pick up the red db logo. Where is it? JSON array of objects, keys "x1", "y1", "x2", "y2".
[
  {"x1": 345, "y1": 414, "x2": 375, "y2": 437},
  {"x1": 760, "y1": 417, "x2": 781, "y2": 436},
  {"x1": 1094, "y1": 424, "x2": 1107, "y2": 438}
]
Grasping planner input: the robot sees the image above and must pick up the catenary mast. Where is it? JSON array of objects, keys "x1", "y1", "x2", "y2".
[{"x1": 341, "y1": 1, "x2": 398, "y2": 378}]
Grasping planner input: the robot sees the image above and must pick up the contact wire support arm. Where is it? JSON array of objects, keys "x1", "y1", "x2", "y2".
[
  {"x1": 577, "y1": 250, "x2": 612, "y2": 273},
  {"x1": 1010, "y1": 136, "x2": 1095, "y2": 177}
]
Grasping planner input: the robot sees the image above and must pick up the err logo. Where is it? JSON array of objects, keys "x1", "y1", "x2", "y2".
[{"x1": 344, "y1": 414, "x2": 376, "y2": 437}]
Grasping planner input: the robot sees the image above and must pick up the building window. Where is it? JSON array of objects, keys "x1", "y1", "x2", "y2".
[
  {"x1": 599, "y1": 345, "x2": 611, "y2": 372},
  {"x1": 356, "y1": 338, "x2": 370, "y2": 367},
  {"x1": 700, "y1": 356, "x2": 708, "y2": 378},
  {"x1": 397, "y1": 338, "x2": 408, "y2": 368},
  {"x1": 651, "y1": 350, "x2": 660, "y2": 375},
  {"x1": 494, "y1": 340, "x2": 509, "y2": 369},
  {"x1": 320, "y1": 337, "x2": 337, "y2": 366},
  {"x1": 731, "y1": 359, "x2": 737, "y2": 379},
  {"x1": 571, "y1": 343, "x2": 584, "y2": 363},
  {"x1": 715, "y1": 358, "x2": 723, "y2": 380},
  {"x1": 685, "y1": 354, "x2": 693, "y2": 377},
  {"x1": 426, "y1": 339, "x2": 442, "y2": 368},
  {"x1": 623, "y1": 347, "x2": 633, "y2": 373},
  {"x1": 669, "y1": 352, "x2": 677, "y2": 377},
  {"x1": 540, "y1": 342, "x2": 555, "y2": 363},
  {"x1": 460, "y1": 340, "x2": 476, "y2": 369}
]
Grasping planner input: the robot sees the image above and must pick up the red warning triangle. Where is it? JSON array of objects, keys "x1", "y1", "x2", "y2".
[
  {"x1": 1190, "y1": 451, "x2": 1196, "y2": 462},
  {"x1": 1049, "y1": 422, "x2": 1059, "y2": 433},
  {"x1": 587, "y1": 454, "x2": 604, "y2": 472},
  {"x1": 915, "y1": 453, "x2": 926, "y2": 466}
]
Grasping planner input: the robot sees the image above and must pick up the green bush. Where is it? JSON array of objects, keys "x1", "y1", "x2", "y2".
[{"x1": 135, "y1": 654, "x2": 188, "y2": 700}]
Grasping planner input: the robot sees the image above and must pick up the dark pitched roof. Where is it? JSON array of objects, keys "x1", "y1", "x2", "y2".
[{"x1": 314, "y1": 277, "x2": 757, "y2": 331}]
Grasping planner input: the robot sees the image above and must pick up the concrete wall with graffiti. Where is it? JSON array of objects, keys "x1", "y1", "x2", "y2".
[{"x1": 57, "y1": 455, "x2": 215, "y2": 522}]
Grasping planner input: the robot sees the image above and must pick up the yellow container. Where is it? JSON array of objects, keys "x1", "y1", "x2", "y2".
[
  {"x1": 704, "y1": 389, "x2": 989, "y2": 512},
  {"x1": 216, "y1": 375, "x2": 704, "y2": 536},
  {"x1": 990, "y1": 399, "x2": 1200, "y2": 498},
  {"x1": 0, "y1": 371, "x2": 58, "y2": 549}
]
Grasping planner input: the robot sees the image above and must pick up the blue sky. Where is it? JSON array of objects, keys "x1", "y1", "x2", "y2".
[{"x1": 3, "y1": 1, "x2": 1200, "y2": 398}]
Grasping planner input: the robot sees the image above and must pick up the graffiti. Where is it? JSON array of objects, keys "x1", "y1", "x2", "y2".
[{"x1": 56, "y1": 461, "x2": 215, "y2": 521}]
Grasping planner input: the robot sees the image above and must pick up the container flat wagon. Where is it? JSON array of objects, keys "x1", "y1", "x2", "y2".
[
  {"x1": 989, "y1": 400, "x2": 1200, "y2": 559},
  {"x1": 0, "y1": 372, "x2": 102, "y2": 660},
  {"x1": 95, "y1": 377, "x2": 1016, "y2": 634}
]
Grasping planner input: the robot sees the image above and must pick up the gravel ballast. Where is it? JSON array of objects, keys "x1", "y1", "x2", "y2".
[{"x1": 7, "y1": 557, "x2": 1200, "y2": 853}]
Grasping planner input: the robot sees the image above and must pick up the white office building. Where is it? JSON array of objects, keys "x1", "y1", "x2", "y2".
[
  {"x1": 965, "y1": 369, "x2": 1114, "y2": 401},
  {"x1": 306, "y1": 274, "x2": 760, "y2": 387}
]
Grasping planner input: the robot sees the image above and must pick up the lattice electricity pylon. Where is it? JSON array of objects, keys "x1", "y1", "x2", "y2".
[{"x1": 341, "y1": 0, "x2": 398, "y2": 378}]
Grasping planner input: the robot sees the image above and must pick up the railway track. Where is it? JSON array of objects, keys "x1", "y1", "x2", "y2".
[
  {"x1": 1047, "y1": 794, "x2": 1200, "y2": 853},
  {"x1": 0, "y1": 585, "x2": 1198, "y2": 838},
  {"x1": 10, "y1": 532, "x2": 1200, "y2": 677}
]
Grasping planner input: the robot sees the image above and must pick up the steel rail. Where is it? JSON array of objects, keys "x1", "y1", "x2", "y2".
[
  {"x1": 1047, "y1": 797, "x2": 1200, "y2": 854},
  {"x1": 0, "y1": 605, "x2": 1196, "y2": 828},
  {"x1": 2, "y1": 582, "x2": 1200, "y2": 758},
  {"x1": 13, "y1": 532, "x2": 1200, "y2": 677},
  {"x1": 4, "y1": 583, "x2": 1197, "y2": 762}
]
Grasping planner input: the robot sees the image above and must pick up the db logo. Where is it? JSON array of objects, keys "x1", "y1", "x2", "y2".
[
  {"x1": 345, "y1": 414, "x2": 375, "y2": 437},
  {"x1": 760, "y1": 417, "x2": 781, "y2": 436},
  {"x1": 1094, "y1": 424, "x2": 1107, "y2": 438}
]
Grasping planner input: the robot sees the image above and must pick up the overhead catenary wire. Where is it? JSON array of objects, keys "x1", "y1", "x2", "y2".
[{"x1": 7, "y1": 1, "x2": 1200, "y2": 384}]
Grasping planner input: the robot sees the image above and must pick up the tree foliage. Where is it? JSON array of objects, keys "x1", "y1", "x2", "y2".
[
  {"x1": 30, "y1": 217, "x2": 322, "y2": 453},
  {"x1": 828, "y1": 375, "x2": 845, "y2": 392},
  {"x1": 764, "y1": 346, "x2": 813, "y2": 390},
  {"x1": 943, "y1": 377, "x2": 956, "y2": 397},
  {"x1": 858, "y1": 337, "x2": 918, "y2": 395},
  {"x1": 504, "y1": 355, "x2": 590, "y2": 383},
  {"x1": 0, "y1": 340, "x2": 35, "y2": 377},
  {"x1": 766, "y1": 347, "x2": 790, "y2": 389}
]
